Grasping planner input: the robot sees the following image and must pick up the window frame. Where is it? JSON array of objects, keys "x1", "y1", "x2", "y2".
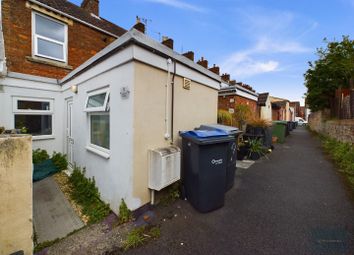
[
  {"x1": 85, "y1": 87, "x2": 110, "y2": 158},
  {"x1": 12, "y1": 96, "x2": 54, "y2": 139},
  {"x1": 32, "y1": 12, "x2": 68, "y2": 63},
  {"x1": 84, "y1": 87, "x2": 110, "y2": 112},
  {"x1": 87, "y1": 112, "x2": 110, "y2": 155}
]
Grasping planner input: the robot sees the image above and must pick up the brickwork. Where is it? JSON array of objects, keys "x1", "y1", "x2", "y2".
[
  {"x1": 218, "y1": 94, "x2": 258, "y2": 119},
  {"x1": 2, "y1": 0, "x2": 116, "y2": 79},
  {"x1": 309, "y1": 110, "x2": 354, "y2": 144}
]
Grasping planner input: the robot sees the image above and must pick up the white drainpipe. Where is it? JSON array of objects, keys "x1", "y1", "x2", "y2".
[{"x1": 164, "y1": 58, "x2": 172, "y2": 140}]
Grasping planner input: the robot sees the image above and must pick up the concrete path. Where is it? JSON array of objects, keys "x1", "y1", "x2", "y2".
[
  {"x1": 33, "y1": 176, "x2": 84, "y2": 243},
  {"x1": 125, "y1": 127, "x2": 354, "y2": 255}
]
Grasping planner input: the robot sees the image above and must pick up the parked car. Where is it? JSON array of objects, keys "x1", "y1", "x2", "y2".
[{"x1": 295, "y1": 117, "x2": 308, "y2": 126}]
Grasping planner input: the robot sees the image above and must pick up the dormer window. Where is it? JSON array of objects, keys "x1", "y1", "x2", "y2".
[{"x1": 33, "y1": 12, "x2": 67, "y2": 62}]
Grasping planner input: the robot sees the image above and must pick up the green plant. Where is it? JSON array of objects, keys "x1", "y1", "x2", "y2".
[
  {"x1": 320, "y1": 136, "x2": 354, "y2": 180},
  {"x1": 69, "y1": 167, "x2": 111, "y2": 224},
  {"x1": 0, "y1": 126, "x2": 5, "y2": 134},
  {"x1": 118, "y1": 199, "x2": 132, "y2": 224},
  {"x1": 51, "y1": 151, "x2": 68, "y2": 171},
  {"x1": 248, "y1": 139, "x2": 267, "y2": 159},
  {"x1": 160, "y1": 182, "x2": 180, "y2": 206},
  {"x1": 218, "y1": 109, "x2": 233, "y2": 126},
  {"x1": 32, "y1": 148, "x2": 50, "y2": 164},
  {"x1": 20, "y1": 126, "x2": 28, "y2": 134},
  {"x1": 235, "y1": 104, "x2": 252, "y2": 129},
  {"x1": 34, "y1": 238, "x2": 61, "y2": 253},
  {"x1": 123, "y1": 227, "x2": 147, "y2": 251},
  {"x1": 123, "y1": 226, "x2": 161, "y2": 251}
]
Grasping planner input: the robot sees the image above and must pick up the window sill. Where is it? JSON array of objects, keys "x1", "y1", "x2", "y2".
[
  {"x1": 32, "y1": 135, "x2": 55, "y2": 141},
  {"x1": 26, "y1": 56, "x2": 73, "y2": 70},
  {"x1": 86, "y1": 146, "x2": 110, "y2": 159}
]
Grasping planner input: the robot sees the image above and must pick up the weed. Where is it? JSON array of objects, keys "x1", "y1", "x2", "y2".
[
  {"x1": 68, "y1": 167, "x2": 111, "y2": 224},
  {"x1": 319, "y1": 135, "x2": 354, "y2": 191},
  {"x1": 32, "y1": 148, "x2": 49, "y2": 164},
  {"x1": 118, "y1": 199, "x2": 132, "y2": 224},
  {"x1": 160, "y1": 182, "x2": 180, "y2": 206},
  {"x1": 123, "y1": 226, "x2": 161, "y2": 251},
  {"x1": 34, "y1": 238, "x2": 61, "y2": 253}
]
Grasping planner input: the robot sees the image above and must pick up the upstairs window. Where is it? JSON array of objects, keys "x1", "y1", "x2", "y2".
[{"x1": 33, "y1": 13, "x2": 67, "y2": 62}]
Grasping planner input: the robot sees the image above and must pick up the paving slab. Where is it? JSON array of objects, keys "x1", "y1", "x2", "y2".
[
  {"x1": 236, "y1": 160, "x2": 255, "y2": 169},
  {"x1": 33, "y1": 176, "x2": 84, "y2": 243},
  {"x1": 123, "y1": 127, "x2": 354, "y2": 255}
]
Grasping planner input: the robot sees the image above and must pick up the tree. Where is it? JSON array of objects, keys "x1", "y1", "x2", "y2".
[{"x1": 304, "y1": 36, "x2": 354, "y2": 112}]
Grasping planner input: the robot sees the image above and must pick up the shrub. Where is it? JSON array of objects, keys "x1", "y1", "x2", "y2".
[
  {"x1": 217, "y1": 109, "x2": 233, "y2": 126},
  {"x1": 0, "y1": 126, "x2": 5, "y2": 134},
  {"x1": 247, "y1": 118, "x2": 272, "y2": 128},
  {"x1": 32, "y1": 149, "x2": 49, "y2": 164},
  {"x1": 119, "y1": 199, "x2": 132, "y2": 224},
  {"x1": 51, "y1": 151, "x2": 68, "y2": 171},
  {"x1": 320, "y1": 135, "x2": 354, "y2": 190},
  {"x1": 68, "y1": 167, "x2": 111, "y2": 224}
]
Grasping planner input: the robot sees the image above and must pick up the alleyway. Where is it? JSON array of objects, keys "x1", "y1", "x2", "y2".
[{"x1": 125, "y1": 127, "x2": 354, "y2": 255}]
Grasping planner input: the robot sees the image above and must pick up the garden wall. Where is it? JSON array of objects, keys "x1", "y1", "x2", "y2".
[
  {"x1": 309, "y1": 110, "x2": 354, "y2": 144},
  {"x1": 0, "y1": 135, "x2": 33, "y2": 255}
]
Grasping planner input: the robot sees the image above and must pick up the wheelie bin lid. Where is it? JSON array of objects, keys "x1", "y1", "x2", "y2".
[
  {"x1": 180, "y1": 130, "x2": 234, "y2": 145},
  {"x1": 198, "y1": 124, "x2": 243, "y2": 136}
]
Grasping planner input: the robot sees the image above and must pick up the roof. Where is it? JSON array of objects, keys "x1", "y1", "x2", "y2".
[
  {"x1": 258, "y1": 93, "x2": 269, "y2": 106},
  {"x1": 31, "y1": 0, "x2": 126, "y2": 37},
  {"x1": 60, "y1": 29, "x2": 221, "y2": 86},
  {"x1": 219, "y1": 83, "x2": 258, "y2": 97}
]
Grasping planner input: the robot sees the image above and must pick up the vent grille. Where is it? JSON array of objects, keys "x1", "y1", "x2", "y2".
[{"x1": 183, "y1": 78, "x2": 191, "y2": 90}]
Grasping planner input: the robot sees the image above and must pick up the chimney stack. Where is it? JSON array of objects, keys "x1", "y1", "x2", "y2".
[
  {"x1": 133, "y1": 19, "x2": 145, "y2": 34},
  {"x1": 81, "y1": 0, "x2": 99, "y2": 16},
  {"x1": 197, "y1": 57, "x2": 208, "y2": 69},
  {"x1": 229, "y1": 80, "x2": 236, "y2": 85},
  {"x1": 162, "y1": 36, "x2": 174, "y2": 50},
  {"x1": 182, "y1": 51, "x2": 194, "y2": 61},
  {"x1": 209, "y1": 64, "x2": 220, "y2": 75},
  {"x1": 221, "y1": 73, "x2": 230, "y2": 82}
]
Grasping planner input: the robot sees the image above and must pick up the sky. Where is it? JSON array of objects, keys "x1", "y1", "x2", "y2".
[{"x1": 71, "y1": 0, "x2": 354, "y2": 105}]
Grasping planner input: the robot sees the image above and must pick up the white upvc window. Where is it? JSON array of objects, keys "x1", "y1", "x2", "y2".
[
  {"x1": 13, "y1": 97, "x2": 54, "y2": 138},
  {"x1": 32, "y1": 12, "x2": 68, "y2": 62},
  {"x1": 85, "y1": 88, "x2": 110, "y2": 157}
]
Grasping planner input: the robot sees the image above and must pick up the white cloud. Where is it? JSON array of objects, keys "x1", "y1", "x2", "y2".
[
  {"x1": 219, "y1": 7, "x2": 314, "y2": 79},
  {"x1": 143, "y1": 0, "x2": 205, "y2": 12}
]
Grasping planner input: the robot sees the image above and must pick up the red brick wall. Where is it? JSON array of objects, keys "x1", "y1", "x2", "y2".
[
  {"x1": 218, "y1": 95, "x2": 236, "y2": 111},
  {"x1": 2, "y1": 0, "x2": 117, "y2": 79},
  {"x1": 218, "y1": 94, "x2": 258, "y2": 119},
  {"x1": 235, "y1": 95, "x2": 258, "y2": 119}
]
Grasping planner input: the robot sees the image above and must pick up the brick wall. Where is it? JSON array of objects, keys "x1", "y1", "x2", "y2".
[
  {"x1": 2, "y1": 0, "x2": 117, "y2": 79},
  {"x1": 218, "y1": 95, "x2": 258, "y2": 118},
  {"x1": 309, "y1": 110, "x2": 354, "y2": 144},
  {"x1": 235, "y1": 95, "x2": 258, "y2": 118}
]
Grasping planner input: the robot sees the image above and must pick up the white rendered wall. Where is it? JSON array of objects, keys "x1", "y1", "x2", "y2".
[
  {"x1": 260, "y1": 96, "x2": 272, "y2": 121},
  {"x1": 0, "y1": 75, "x2": 63, "y2": 154},
  {"x1": 61, "y1": 47, "x2": 137, "y2": 213}
]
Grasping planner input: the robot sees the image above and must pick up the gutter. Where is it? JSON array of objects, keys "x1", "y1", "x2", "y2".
[
  {"x1": 0, "y1": 0, "x2": 7, "y2": 76},
  {"x1": 28, "y1": 0, "x2": 120, "y2": 39}
]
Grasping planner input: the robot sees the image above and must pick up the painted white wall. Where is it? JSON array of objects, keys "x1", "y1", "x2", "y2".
[
  {"x1": 260, "y1": 96, "x2": 272, "y2": 121},
  {"x1": 61, "y1": 47, "x2": 136, "y2": 213},
  {"x1": 0, "y1": 75, "x2": 63, "y2": 154}
]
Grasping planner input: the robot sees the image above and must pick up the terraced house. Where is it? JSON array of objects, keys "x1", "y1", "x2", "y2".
[{"x1": 0, "y1": 0, "x2": 222, "y2": 212}]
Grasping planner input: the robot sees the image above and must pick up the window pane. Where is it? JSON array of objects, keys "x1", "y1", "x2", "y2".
[
  {"x1": 18, "y1": 100, "x2": 50, "y2": 111},
  {"x1": 15, "y1": 115, "x2": 52, "y2": 136},
  {"x1": 87, "y1": 93, "x2": 106, "y2": 108},
  {"x1": 90, "y1": 114, "x2": 109, "y2": 149},
  {"x1": 37, "y1": 38, "x2": 64, "y2": 60},
  {"x1": 35, "y1": 14, "x2": 65, "y2": 42}
]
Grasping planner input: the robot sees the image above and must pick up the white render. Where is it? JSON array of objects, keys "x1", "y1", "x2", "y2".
[{"x1": 259, "y1": 95, "x2": 272, "y2": 121}]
